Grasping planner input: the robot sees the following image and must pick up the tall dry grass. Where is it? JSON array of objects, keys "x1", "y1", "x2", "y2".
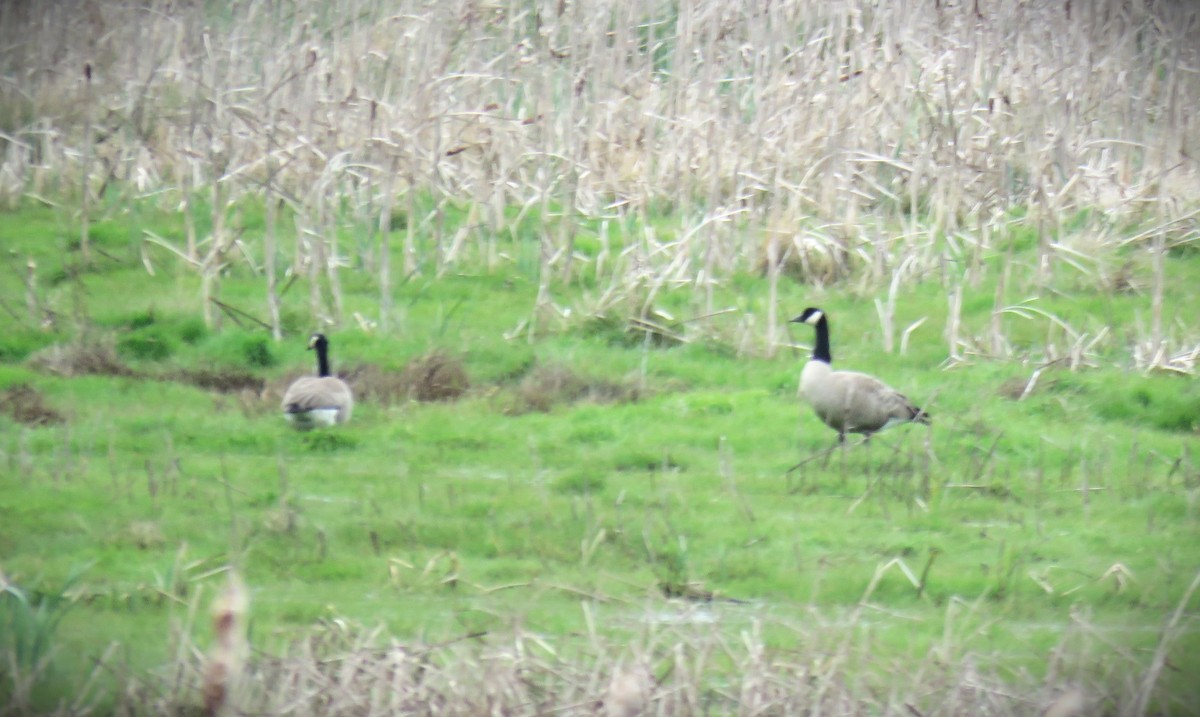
[
  {"x1": 1, "y1": 0, "x2": 1197, "y2": 355},
  {"x1": 25, "y1": 567, "x2": 1196, "y2": 716}
]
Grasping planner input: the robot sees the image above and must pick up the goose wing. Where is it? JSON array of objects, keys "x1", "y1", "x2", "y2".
[
  {"x1": 825, "y1": 370, "x2": 929, "y2": 433},
  {"x1": 282, "y1": 376, "x2": 353, "y2": 415}
]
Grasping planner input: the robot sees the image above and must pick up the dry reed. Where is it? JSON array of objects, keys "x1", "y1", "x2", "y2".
[
  {"x1": 70, "y1": 574, "x2": 1199, "y2": 716},
  {"x1": 0, "y1": 1, "x2": 1195, "y2": 353}
]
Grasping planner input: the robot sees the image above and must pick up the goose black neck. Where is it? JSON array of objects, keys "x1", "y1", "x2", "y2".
[
  {"x1": 315, "y1": 343, "x2": 331, "y2": 377},
  {"x1": 812, "y1": 315, "x2": 832, "y2": 364}
]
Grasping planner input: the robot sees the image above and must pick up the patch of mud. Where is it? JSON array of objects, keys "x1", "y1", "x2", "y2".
[
  {"x1": 0, "y1": 383, "x2": 65, "y2": 426},
  {"x1": 397, "y1": 351, "x2": 470, "y2": 403},
  {"x1": 263, "y1": 353, "x2": 470, "y2": 410},
  {"x1": 996, "y1": 373, "x2": 1059, "y2": 400},
  {"x1": 27, "y1": 336, "x2": 133, "y2": 377},
  {"x1": 338, "y1": 363, "x2": 410, "y2": 406},
  {"x1": 170, "y1": 367, "x2": 265, "y2": 394},
  {"x1": 504, "y1": 361, "x2": 644, "y2": 414}
]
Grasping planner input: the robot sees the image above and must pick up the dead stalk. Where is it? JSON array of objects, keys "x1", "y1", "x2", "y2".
[
  {"x1": 1133, "y1": 569, "x2": 1200, "y2": 716},
  {"x1": 202, "y1": 572, "x2": 249, "y2": 717},
  {"x1": 79, "y1": 63, "x2": 93, "y2": 265},
  {"x1": 0, "y1": 1, "x2": 1193, "y2": 339}
]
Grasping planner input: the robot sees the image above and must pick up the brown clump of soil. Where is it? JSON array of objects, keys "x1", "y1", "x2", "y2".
[
  {"x1": 1100, "y1": 258, "x2": 1144, "y2": 295},
  {"x1": 0, "y1": 383, "x2": 65, "y2": 426},
  {"x1": 509, "y1": 362, "x2": 642, "y2": 414},
  {"x1": 399, "y1": 352, "x2": 471, "y2": 403},
  {"x1": 997, "y1": 365, "x2": 1061, "y2": 401},
  {"x1": 172, "y1": 367, "x2": 265, "y2": 394},
  {"x1": 27, "y1": 336, "x2": 133, "y2": 378},
  {"x1": 339, "y1": 363, "x2": 411, "y2": 406}
]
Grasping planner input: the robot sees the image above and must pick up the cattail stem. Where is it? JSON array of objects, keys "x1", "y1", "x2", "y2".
[
  {"x1": 24, "y1": 259, "x2": 39, "y2": 326},
  {"x1": 765, "y1": 235, "x2": 780, "y2": 358},
  {"x1": 945, "y1": 280, "x2": 963, "y2": 362},
  {"x1": 79, "y1": 63, "x2": 93, "y2": 264},
  {"x1": 262, "y1": 88, "x2": 282, "y2": 340},
  {"x1": 378, "y1": 161, "x2": 397, "y2": 334},
  {"x1": 1149, "y1": 228, "x2": 1165, "y2": 365},
  {"x1": 325, "y1": 189, "x2": 344, "y2": 326}
]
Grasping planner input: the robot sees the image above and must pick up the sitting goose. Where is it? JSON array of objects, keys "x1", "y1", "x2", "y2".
[
  {"x1": 791, "y1": 307, "x2": 929, "y2": 443},
  {"x1": 281, "y1": 333, "x2": 353, "y2": 430}
]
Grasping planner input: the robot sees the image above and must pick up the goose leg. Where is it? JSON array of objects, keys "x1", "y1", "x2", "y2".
[
  {"x1": 785, "y1": 434, "x2": 870, "y2": 475},
  {"x1": 826, "y1": 431, "x2": 846, "y2": 468},
  {"x1": 786, "y1": 441, "x2": 840, "y2": 474}
]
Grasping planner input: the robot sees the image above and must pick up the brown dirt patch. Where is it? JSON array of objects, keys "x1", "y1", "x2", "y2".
[
  {"x1": 27, "y1": 336, "x2": 133, "y2": 378},
  {"x1": 507, "y1": 362, "x2": 643, "y2": 414},
  {"x1": 339, "y1": 363, "x2": 411, "y2": 406},
  {"x1": 997, "y1": 366, "x2": 1061, "y2": 400},
  {"x1": 0, "y1": 383, "x2": 65, "y2": 426},
  {"x1": 171, "y1": 367, "x2": 265, "y2": 394},
  {"x1": 398, "y1": 352, "x2": 471, "y2": 402}
]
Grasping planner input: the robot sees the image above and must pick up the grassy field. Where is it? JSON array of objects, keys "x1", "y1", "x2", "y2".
[
  {"x1": 2, "y1": 0, "x2": 1200, "y2": 714},
  {"x1": 1, "y1": 196, "x2": 1198, "y2": 713}
]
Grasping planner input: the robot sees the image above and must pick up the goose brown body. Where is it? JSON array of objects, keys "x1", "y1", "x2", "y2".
[
  {"x1": 282, "y1": 333, "x2": 353, "y2": 429},
  {"x1": 792, "y1": 308, "x2": 929, "y2": 441}
]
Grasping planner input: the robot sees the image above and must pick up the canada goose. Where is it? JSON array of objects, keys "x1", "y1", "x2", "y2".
[
  {"x1": 791, "y1": 307, "x2": 929, "y2": 443},
  {"x1": 281, "y1": 333, "x2": 353, "y2": 430}
]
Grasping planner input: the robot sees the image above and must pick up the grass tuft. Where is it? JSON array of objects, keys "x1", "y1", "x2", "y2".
[
  {"x1": 335, "y1": 363, "x2": 407, "y2": 406},
  {"x1": 26, "y1": 336, "x2": 132, "y2": 378},
  {"x1": 169, "y1": 367, "x2": 264, "y2": 394},
  {"x1": 0, "y1": 331, "x2": 58, "y2": 363},
  {"x1": 0, "y1": 383, "x2": 64, "y2": 426},
  {"x1": 509, "y1": 362, "x2": 643, "y2": 414},
  {"x1": 117, "y1": 326, "x2": 176, "y2": 361},
  {"x1": 300, "y1": 432, "x2": 357, "y2": 453},
  {"x1": 554, "y1": 470, "x2": 606, "y2": 496},
  {"x1": 0, "y1": 565, "x2": 88, "y2": 679},
  {"x1": 1094, "y1": 380, "x2": 1200, "y2": 433},
  {"x1": 399, "y1": 351, "x2": 470, "y2": 403},
  {"x1": 238, "y1": 335, "x2": 277, "y2": 368}
]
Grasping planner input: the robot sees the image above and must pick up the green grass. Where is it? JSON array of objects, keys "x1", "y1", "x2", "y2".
[{"x1": 1, "y1": 198, "x2": 1198, "y2": 709}]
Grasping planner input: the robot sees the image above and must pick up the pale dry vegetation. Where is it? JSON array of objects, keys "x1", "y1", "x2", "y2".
[
  {"x1": 26, "y1": 335, "x2": 132, "y2": 378},
  {"x1": 17, "y1": 568, "x2": 1198, "y2": 717},
  {"x1": 1, "y1": 0, "x2": 1197, "y2": 364},
  {"x1": 509, "y1": 360, "x2": 645, "y2": 413}
]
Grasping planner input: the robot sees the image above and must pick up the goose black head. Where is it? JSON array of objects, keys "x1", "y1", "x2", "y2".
[
  {"x1": 307, "y1": 333, "x2": 328, "y2": 351},
  {"x1": 790, "y1": 307, "x2": 825, "y2": 326}
]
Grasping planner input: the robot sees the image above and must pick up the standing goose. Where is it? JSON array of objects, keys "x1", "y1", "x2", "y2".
[
  {"x1": 791, "y1": 307, "x2": 929, "y2": 443},
  {"x1": 281, "y1": 333, "x2": 353, "y2": 430}
]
